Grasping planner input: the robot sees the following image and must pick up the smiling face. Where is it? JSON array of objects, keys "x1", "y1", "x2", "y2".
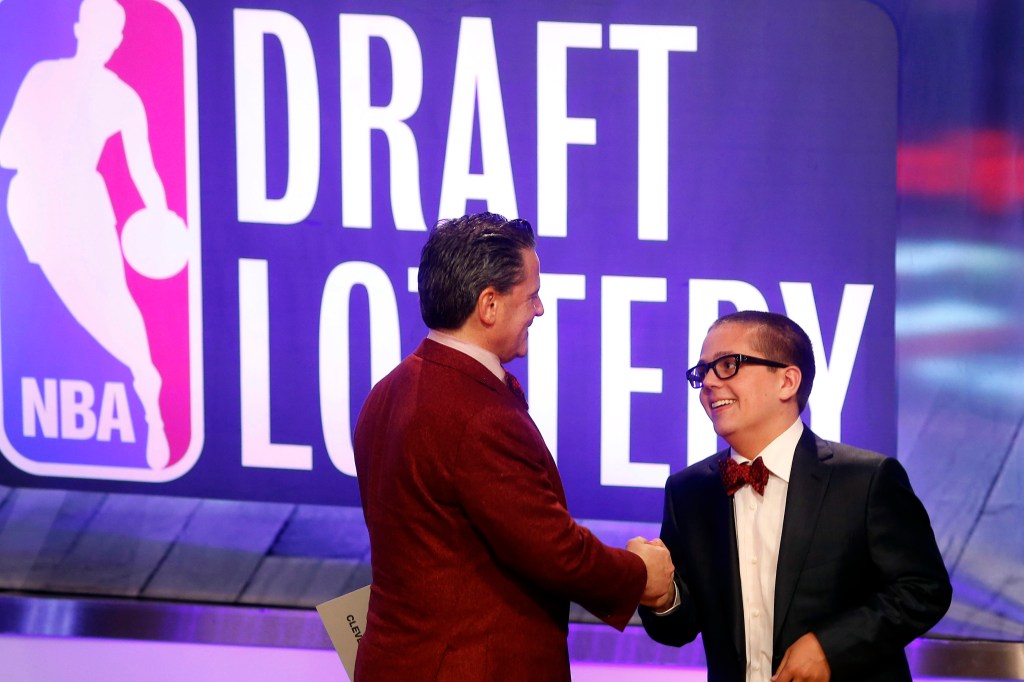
[
  {"x1": 490, "y1": 248, "x2": 544, "y2": 363},
  {"x1": 698, "y1": 321, "x2": 801, "y2": 459}
]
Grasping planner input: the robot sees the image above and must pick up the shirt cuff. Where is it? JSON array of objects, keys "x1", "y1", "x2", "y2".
[{"x1": 652, "y1": 575, "x2": 682, "y2": 616}]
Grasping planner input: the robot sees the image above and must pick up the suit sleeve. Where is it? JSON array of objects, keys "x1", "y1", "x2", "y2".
[
  {"x1": 812, "y1": 457, "x2": 952, "y2": 671},
  {"x1": 452, "y1": 405, "x2": 647, "y2": 630},
  {"x1": 638, "y1": 477, "x2": 703, "y2": 646}
]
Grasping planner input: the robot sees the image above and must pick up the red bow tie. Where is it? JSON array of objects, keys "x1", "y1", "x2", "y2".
[
  {"x1": 719, "y1": 456, "x2": 770, "y2": 496},
  {"x1": 505, "y1": 371, "x2": 528, "y2": 408}
]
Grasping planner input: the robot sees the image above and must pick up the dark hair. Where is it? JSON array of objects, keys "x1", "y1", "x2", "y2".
[
  {"x1": 711, "y1": 310, "x2": 816, "y2": 412},
  {"x1": 418, "y1": 212, "x2": 536, "y2": 330}
]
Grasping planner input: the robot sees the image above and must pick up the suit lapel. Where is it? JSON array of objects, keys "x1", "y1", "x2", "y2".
[{"x1": 773, "y1": 428, "x2": 833, "y2": 646}]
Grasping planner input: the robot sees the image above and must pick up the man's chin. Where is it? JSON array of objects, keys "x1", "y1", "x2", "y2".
[{"x1": 711, "y1": 421, "x2": 733, "y2": 440}]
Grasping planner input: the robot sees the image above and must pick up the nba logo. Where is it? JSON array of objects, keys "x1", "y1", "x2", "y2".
[{"x1": 0, "y1": 0, "x2": 202, "y2": 482}]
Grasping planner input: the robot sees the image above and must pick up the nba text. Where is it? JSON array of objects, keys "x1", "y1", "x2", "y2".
[{"x1": 21, "y1": 378, "x2": 136, "y2": 443}]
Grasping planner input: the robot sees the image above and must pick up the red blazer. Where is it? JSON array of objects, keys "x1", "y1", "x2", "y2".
[{"x1": 353, "y1": 339, "x2": 646, "y2": 681}]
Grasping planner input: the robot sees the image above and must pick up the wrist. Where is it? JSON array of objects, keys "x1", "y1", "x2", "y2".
[{"x1": 652, "y1": 578, "x2": 677, "y2": 612}]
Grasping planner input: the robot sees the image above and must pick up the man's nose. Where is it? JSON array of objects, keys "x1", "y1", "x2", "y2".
[{"x1": 534, "y1": 297, "x2": 545, "y2": 316}]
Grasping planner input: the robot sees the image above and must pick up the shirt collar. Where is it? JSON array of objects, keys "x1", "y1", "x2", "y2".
[
  {"x1": 427, "y1": 329, "x2": 505, "y2": 382},
  {"x1": 730, "y1": 418, "x2": 803, "y2": 483}
]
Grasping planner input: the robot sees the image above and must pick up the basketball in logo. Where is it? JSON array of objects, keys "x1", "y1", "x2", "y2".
[{"x1": 120, "y1": 207, "x2": 191, "y2": 280}]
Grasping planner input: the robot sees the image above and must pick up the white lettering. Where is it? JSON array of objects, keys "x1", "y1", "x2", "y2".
[
  {"x1": 21, "y1": 377, "x2": 57, "y2": 438},
  {"x1": 320, "y1": 261, "x2": 402, "y2": 476},
  {"x1": 340, "y1": 14, "x2": 426, "y2": 231},
  {"x1": 609, "y1": 24, "x2": 697, "y2": 241},
  {"x1": 239, "y1": 258, "x2": 313, "y2": 469},
  {"x1": 528, "y1": 273, "x2": 586, "y2": 463},
  {"x1": 536, "y1": 22, "x2": 601, "y2": 237},
  {"x1": 438, "y1": 17, "x2": 518, "y2": 220},
  {"x1": 601, "y1": 275, "x2": 669, "y2": 487},
  {"x1": 22, "y1": 378, "x2": 135, "y2": 442},
  {"x1": 234, "y1": 9, "x2": 320, "y2": 224},
  {"x1": 781, "y1": 282, "x2": 873, "y2": 441},
  {"x1": 60, "y1": 379, "x2": 96, "y2": 440},
  {"x1": 96, "y1": 382, "x2": 135, "y2": 443}
]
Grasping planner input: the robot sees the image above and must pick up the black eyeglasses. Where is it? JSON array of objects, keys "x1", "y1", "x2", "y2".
[{"x1": 686, "y1": 354, "x2": 788, "y2": 389}]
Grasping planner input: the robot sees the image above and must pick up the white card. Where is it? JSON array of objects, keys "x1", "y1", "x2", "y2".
[{"x1": 316, "y1": 584, "x2": 371, "y2": 680}]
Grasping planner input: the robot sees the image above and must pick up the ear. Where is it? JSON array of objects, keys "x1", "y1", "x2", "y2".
[
  {"x1": 778, "y1": 366, "x2": 802, "y2": 403},
  {"x1": 475, "y1": 287, "x2": 500, "y2": 328}
]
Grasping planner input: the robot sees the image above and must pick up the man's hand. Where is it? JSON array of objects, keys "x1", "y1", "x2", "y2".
[
  {"x1": 772, "y1": 632, "x2": 830, "y2": 682},
  {"x1": 626, "y1": 536, "x2": 675, "y2": 609}
]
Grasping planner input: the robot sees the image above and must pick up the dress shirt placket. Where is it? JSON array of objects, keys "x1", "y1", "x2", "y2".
[{"x1": 736, "y1": 482, "x2": 774, "y2": 682}]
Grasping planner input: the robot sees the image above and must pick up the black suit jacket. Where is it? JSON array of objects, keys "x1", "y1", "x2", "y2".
[{"x1": 640, "y1": 427, "x2": 951, "y2": 682}]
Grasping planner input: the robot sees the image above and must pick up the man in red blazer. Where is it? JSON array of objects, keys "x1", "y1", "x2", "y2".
[
  {"x1": 353, "y1": 212, "x2": 674, "y2": 681},
  {"x1": 640, "y1": 311, "x2": 951, "y2": 682}
]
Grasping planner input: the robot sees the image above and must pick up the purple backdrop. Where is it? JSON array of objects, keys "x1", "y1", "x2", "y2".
[{"x1": 0, "y1": 0, "x2": 896, "y2": 522}]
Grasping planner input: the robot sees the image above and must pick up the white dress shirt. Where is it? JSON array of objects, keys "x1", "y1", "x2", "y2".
[
  {"x1": 733, "y1": 418, "x2": 803, "y2": 682},
  {"x1": 653, "y1": 419, "x2": 803, "y2": 681}
]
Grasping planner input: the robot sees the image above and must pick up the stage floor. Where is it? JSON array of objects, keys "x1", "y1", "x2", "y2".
[
  {"x1": 0, "y1": 634, "x2": 996, "y2": 682},
  {"x1": 0, "y1": 593, "x2": 1019, "y2": 681}
]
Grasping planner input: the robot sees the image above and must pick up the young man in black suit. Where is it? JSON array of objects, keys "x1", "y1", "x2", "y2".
[{"x1": 640, "y1": 311, "x2": 951, "y2": 682}]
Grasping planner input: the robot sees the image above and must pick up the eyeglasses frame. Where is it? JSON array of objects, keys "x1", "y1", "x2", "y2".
[{"x1": 686, "y1": 353, "x2": 789, "y2": 389}]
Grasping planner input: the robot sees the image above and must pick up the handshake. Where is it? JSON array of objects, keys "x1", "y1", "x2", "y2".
[{"x1": 627, "y1": 537, "x2": 676, "y2": 611}]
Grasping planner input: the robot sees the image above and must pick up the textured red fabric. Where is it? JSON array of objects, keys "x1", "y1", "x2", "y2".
[
  {"x1": 353, "y1": 339, "x2": 646, "y2": 681},
  {"x1": 504, "y1": 370, "x2": 527, "y2": 408},
  {"x1": 719, "y1": 455, "x2": 769, "y2": 496}
]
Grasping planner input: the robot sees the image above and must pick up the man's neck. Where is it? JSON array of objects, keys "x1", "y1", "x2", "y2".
[
  {"x1": 728, "y1": 413, "x2": 801, "y2": 460},
  {"x1": 427, "y1": 329, "x2": 504, "y2": 381}
]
